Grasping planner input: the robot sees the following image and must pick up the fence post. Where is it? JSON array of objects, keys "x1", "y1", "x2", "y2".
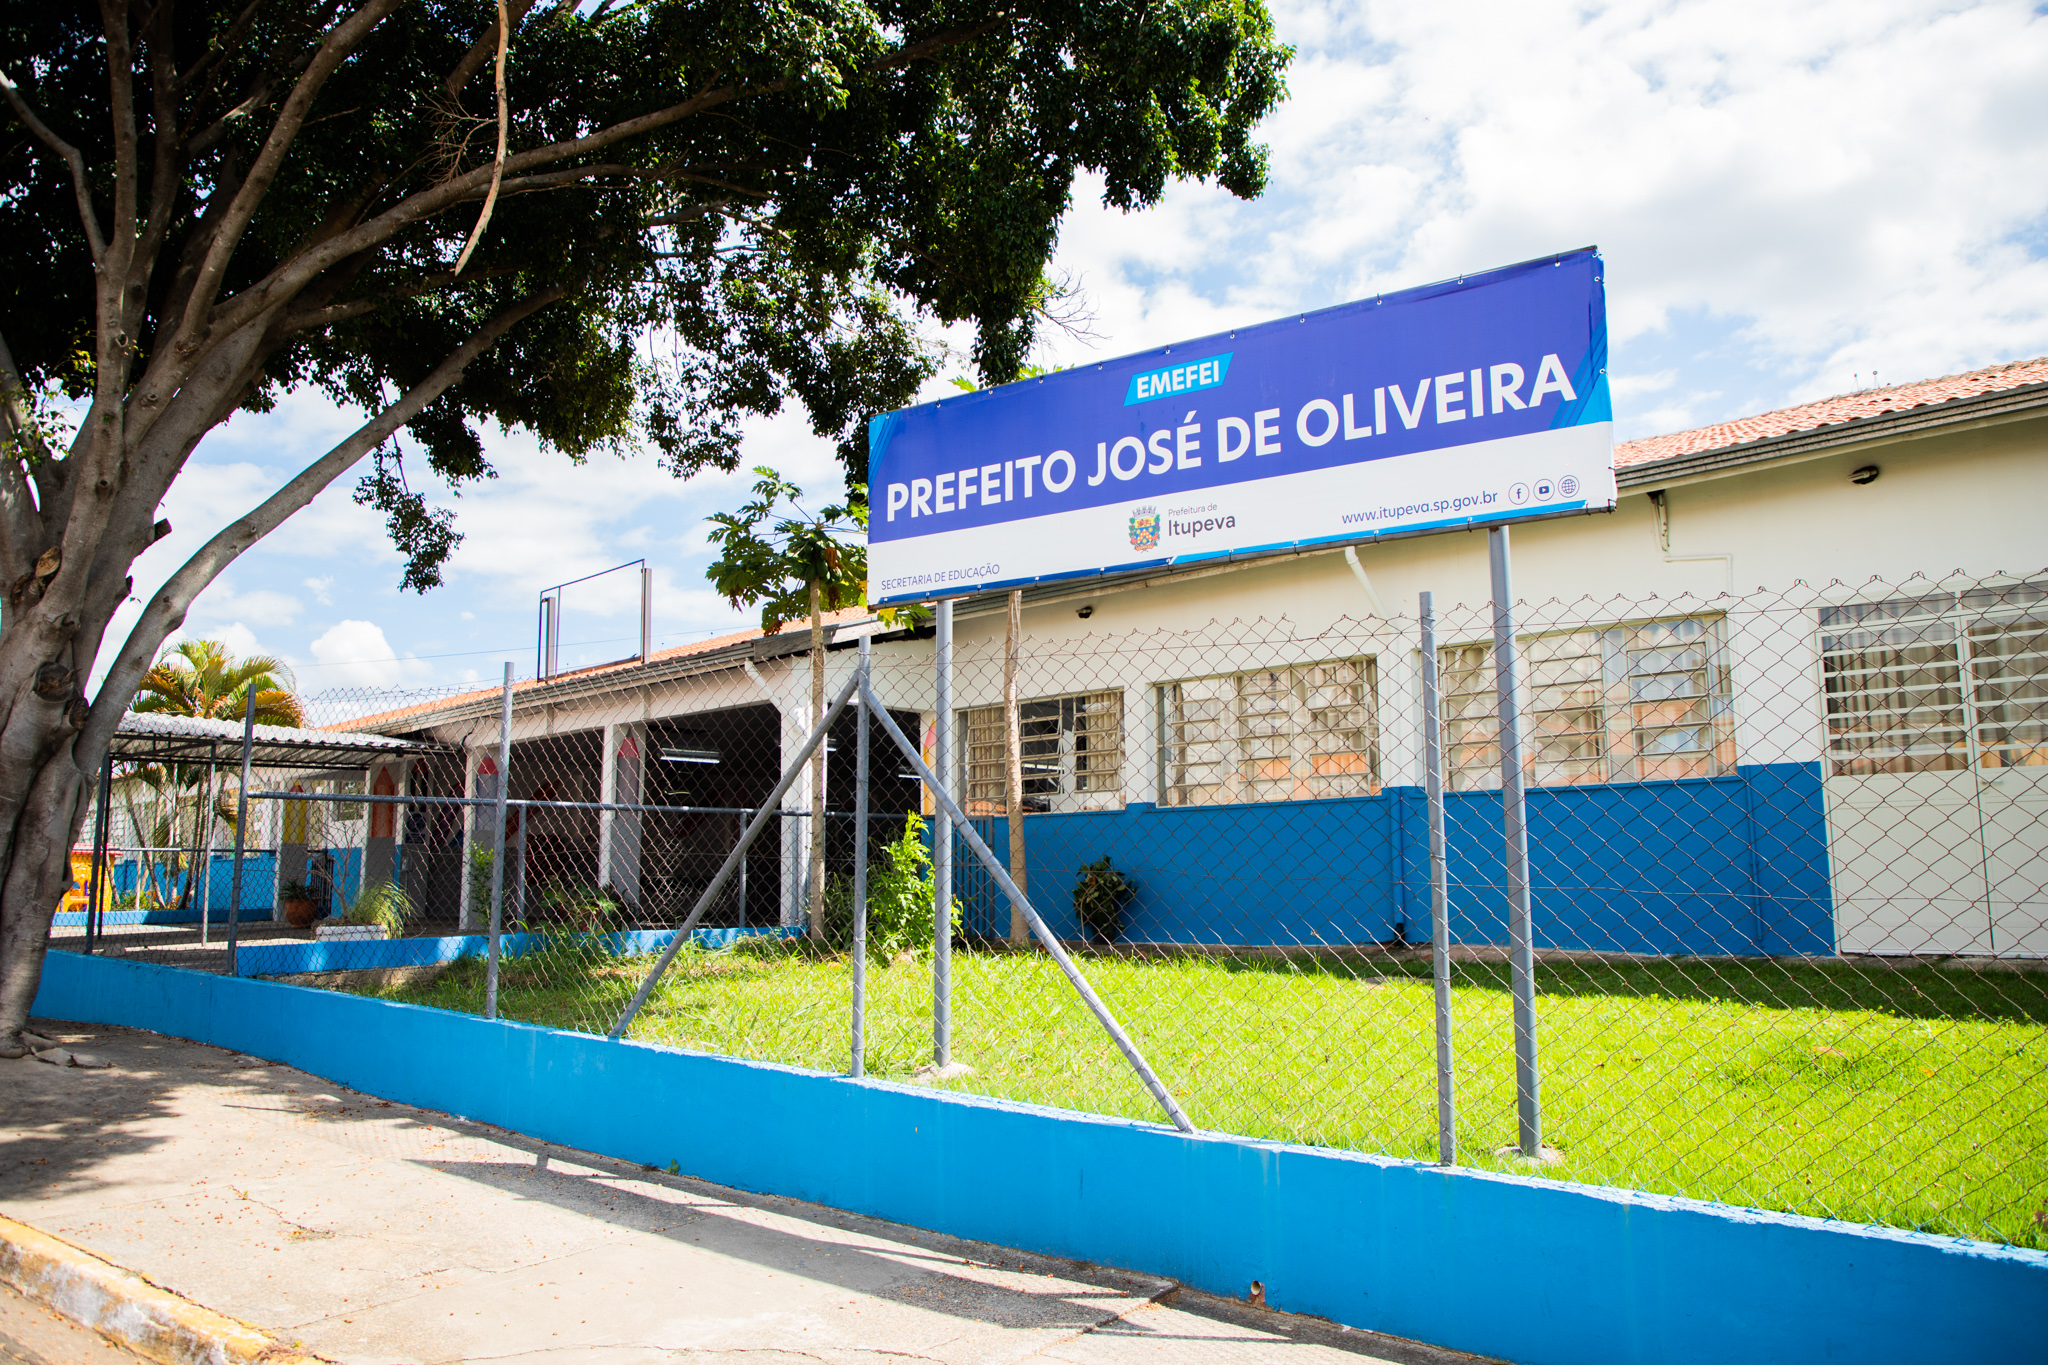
[
  {"x1": 1420, "y1": 591, "x2": 1455, "y2": 1165},
  {"x1": 851, "y1": 637, "x2": 871, "y2": 1078},
  {"x1": 85, "y1": 751, "x2": 112, "y2": 955},
  {"x1": 198, "y1": 740, "x2": 217, "y2": 946},
  {"x1": 225, "y1": 704, "x2": 256, "y2": 978},
  {"x1": 932, "y1": 596, "x2": 953, "y2": 1069},
  {"x1": 486, "y1": 663, "x2": 513, "y2": 1020},
  {"x1": 1005, "y1": 588, "x2": 1027, "y2": 944},
  {"x1": 862, "y1": 685, "x2": 1194, "y2": 1132},
  {"x1": 1489, "y1": 526, "x2": 1543, "y2": 1159}
]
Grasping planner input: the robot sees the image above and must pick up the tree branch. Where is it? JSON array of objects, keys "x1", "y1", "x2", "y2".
[
  {"x1": 193, "y1": 16, "x2": 1014, "y2": 354},
  {"x1": 444, "y1": 0, "x2": 541, "y2": 97},
  {"x1": 0, "y1": 330, "x2": 49, "y2": 571},
  {"x1": 176, "y1": 0, "x2": 269, "y2": 94},
  {"x1": 174, "y1": 0, "x2": 405, "y2": 352},
  {"x1": 452, "y1": 0, "x2": 512, "y2": 276},
  {"x1": 99, "y1": 0, "x2": 140, "y2": 264},
  {"x1": 83, "y1": 287, "x2": 565, "y2": 763},
  {"x1": 281, "y1": 264, "x2": 519, "y2": 332},
  {"x1": 138, "y1": 0, "x2": 187, "y2": 301},
  {"x1": 0, "y1": 68, "x2": 109, "y2": 262}
]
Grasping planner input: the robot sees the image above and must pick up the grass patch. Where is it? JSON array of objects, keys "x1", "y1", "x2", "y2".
[{"x1": 348, "y1": 943, "x2": 2048, "y2": 1248}]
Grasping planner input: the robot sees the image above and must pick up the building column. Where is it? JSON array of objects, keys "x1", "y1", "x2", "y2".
[
  {"x1": 278, "y1": 783, "x2": 309, "y2": 918},
  {"x1": 779, "y1": 700, "x2": 808, "y2": 928},
  {"x1": 599, "y1": 723, "x2": 645, "y2": 908},
  {"x1": 462, "y1": 749, "x2": 492, "y2": 931},
  {"x1": 363, "y1": 763, "x2": 400, "y2": 892}
]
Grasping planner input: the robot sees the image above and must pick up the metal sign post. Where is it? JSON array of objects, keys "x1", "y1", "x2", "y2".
[
  {"x1": 862, "y1": 686, "x2": 1194, "y2": 1133},
  {"x1": 932, "y1": 598, "x2": 954, "y2": 1070},
  {"x1": 1420, "y1": 590, "x2": 1456, "y2": 1165},
  {"x1": 1490, "y1": 526, "x2": 1543, "y2": 1158},
  {"x1": 851, "y1": 637, "x2": 872, "y2": 1078}
]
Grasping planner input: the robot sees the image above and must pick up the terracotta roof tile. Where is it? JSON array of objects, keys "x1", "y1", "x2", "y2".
[{"x1": 1613, "y1": 356, "x2": 2048, "y2": 469}]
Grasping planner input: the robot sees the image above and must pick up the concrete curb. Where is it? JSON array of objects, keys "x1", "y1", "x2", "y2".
[{"x1": 0, "y1": 1212, "x2": 327, "y2": 1364}]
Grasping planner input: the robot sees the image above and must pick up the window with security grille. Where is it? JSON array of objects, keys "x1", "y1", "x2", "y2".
[
  {"x1": 1157, "y1": 658, "x2": 1379, "y2": 807},
  {"x1": 1819, "y1": 582, "x2": 2048, "y2": 775},
  {"x1": 962, "y1": 691, "x2": 1124, "y2": 814},
  {"x1": 1442, "y1": 616, "x2": 1734, "y2": 790}
]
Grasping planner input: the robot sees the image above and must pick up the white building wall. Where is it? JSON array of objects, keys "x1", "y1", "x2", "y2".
[{"x1": 938, "y1": 413, "x2": 2047, "y2": 794}]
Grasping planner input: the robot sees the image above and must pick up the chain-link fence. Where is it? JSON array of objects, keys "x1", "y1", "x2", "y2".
[{"x1": 54, "y1": 570, "x2": 2047, "y2": 1249}]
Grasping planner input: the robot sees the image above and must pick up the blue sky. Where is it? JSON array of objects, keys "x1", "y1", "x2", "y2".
[{"x1": 115, "y1": 0, "x2": 2048, "y2": 697}]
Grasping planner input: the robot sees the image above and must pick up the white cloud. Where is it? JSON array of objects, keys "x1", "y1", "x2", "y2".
[
  {"x1": 162, "y1": 623, "x2": 273, "y2": 667},
  {"x1": 305, "y1": 620, "x2": 433, "y2": 689},
  {"x1": 304, "y1": 577, "x2": 335, "y2": 605},
  {"x1": 1041, "y1": 0, "x2": 2048, "y2": 430},
  {"x1": 198, "y1": 585, "x2": 302, "y2": 628}
]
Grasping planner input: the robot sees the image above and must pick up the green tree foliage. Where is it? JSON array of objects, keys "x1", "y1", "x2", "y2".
[
  {"x1": 0, "y1": 0, "x2": 1286, "y2": 1052},
  {"x1": 704, "y1": 467, "x2": 869, "y2": 634}
]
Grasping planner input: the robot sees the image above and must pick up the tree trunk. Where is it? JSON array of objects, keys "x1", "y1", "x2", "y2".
[
  {"x1": 0, "y1": 734, "x2": 94, "y2": 1056},
  {"x1": 1005, "y1": 590, "x2": 1027, "y2": 945},
  {"x1": 807, "y1": 579, "x2": 826, "y2": 940}
]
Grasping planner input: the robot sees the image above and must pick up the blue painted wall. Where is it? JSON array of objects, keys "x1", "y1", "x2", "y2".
[
  {"x1": 97, "y1": 851, "x2": 280, "y2": 924},
  {"x1": 102, "y1": 846, "x2": 393, "y2": 924},
  {"x1": 31, "y1": 951, "x2": 2045, "y2": 1365},
  {"x1": 231, "y1": 924, "x2": 797, "y2": 977},
  {"x1": 963, "y1": 762, "x2": 1832, "y2": 956}
]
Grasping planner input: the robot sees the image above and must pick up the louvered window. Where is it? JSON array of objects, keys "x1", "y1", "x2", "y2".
[
  {"x1": 1443, "y1": 616, "x2": 1735, "y2": 790},
  {"x1": 962, "y1": 691, "x2": 1124, "y2": 813},
  {"x1": 1820, "y1": 583, "x2": 2048, "y2": 775},
  {"x1": 1158, "y1": 658, "x2": 1379, "y2": 807}
]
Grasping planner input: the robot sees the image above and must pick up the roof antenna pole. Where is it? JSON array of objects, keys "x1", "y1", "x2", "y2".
[{"x1": 640, "y1": 563, "x2": 652, "y2": 664}]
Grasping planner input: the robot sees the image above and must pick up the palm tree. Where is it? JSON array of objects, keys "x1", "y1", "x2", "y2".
[
  {"x1": 133, "y1": 640, "x2": 305, "y2": 726},
  {"x1": 127, "y1": 641, "x2": 305, "y2": 917}
]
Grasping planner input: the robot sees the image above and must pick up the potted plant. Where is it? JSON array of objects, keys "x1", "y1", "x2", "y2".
[
  {"x1": 278, "y1": 880, "x2": 320, "y2": 929},
  {"x1": 1073, "y1": 856, "x2": 1137, "y2": 945},
  {"x1": 317, "y1": 880, "x2": 412, "y2": 941}
]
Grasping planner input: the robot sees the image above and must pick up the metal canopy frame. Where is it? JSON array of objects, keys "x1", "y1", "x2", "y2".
[{"x1": 109, "y1": 711, "x2": 452, "y2": 770}]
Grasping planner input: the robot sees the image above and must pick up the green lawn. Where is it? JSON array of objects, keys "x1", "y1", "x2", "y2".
[{"x1": 348, "y1": 943, "x2": 2048, "y2": 1248}]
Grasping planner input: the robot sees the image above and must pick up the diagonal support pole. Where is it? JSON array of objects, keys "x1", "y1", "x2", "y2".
[
  {"x1": 861, "y1": 681, "x2": 1196, "y2": 1134},
  {"x1": 609, "y1": 671, "x2": 862, "y2": 1040}
]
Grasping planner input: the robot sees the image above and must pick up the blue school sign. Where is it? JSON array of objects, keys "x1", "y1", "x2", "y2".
[{"x1": 867, "y1": 248, "x2": 1616, "y2": 605}]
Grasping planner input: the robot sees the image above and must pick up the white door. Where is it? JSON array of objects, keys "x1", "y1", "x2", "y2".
[
  {"x1": 1979, "y1": 764, "x2": 2048, "y2": 955},
  {"x1": 1828, "y1": 770, "x2": 1993, "y2": 955},
  {"x1": 1968, "y1": 598, "x2": 2048, "y2": 956},
  {"x1": 1819, "y1": 582, "x2": 2048, "y2": 958}
]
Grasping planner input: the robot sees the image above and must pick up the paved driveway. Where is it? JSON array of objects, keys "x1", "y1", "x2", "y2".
[{"x1": 2, "y1": 1019, "x2": 1482, "y2": 1365}]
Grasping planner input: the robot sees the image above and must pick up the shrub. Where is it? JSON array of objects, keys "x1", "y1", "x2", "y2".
[
  {"x1": 343, "y1": 879, "x2": 413, "y2": 933},
  {"x1": 466, "y1": 844, "x2": 495, "y2": 916},
  {"x1": 1073, "y1": 856, "x2": 1137, "y2": 943},
  {"x1": 823, "y1": 812, "x2": 962, "y2": 959},
  {"x1": 537, "y1": 880, "x2": 626, "y2": 935}
]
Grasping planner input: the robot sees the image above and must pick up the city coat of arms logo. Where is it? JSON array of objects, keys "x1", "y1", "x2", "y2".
[{"x1": 1128, "y1": 506, "x2": 1161, "y2": 551}]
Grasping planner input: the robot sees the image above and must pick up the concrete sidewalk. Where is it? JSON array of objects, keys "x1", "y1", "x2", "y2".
[{"x1": 2, "y1": 1020, "x2": 1481, "y2": 1365}]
